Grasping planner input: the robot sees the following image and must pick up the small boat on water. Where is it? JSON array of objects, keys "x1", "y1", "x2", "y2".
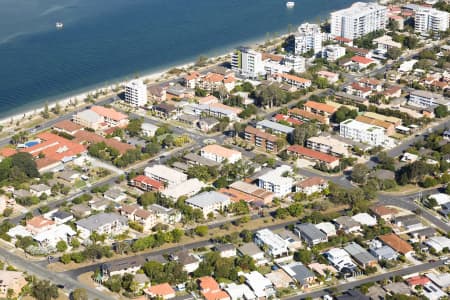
[
  {"x1": 56, "y1": 22, "x2": 64, "y2": 29},
  {"x1": 286, "y1": 1, "x2": 295, "y2": 8}
]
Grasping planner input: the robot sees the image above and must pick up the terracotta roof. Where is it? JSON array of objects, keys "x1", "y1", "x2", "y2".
[
  {"x1": 35, "y1": 157, "x2": 60, "y2": 170},
  {"x1": 335, "y1": 36, "x2": 353, "y2": 43},
  {"x1": 384, "y1": 86, "x2": 402, "y2": 95},
  {"x1": 134, "y1": 208, "x2": 152, "y2": 219},
  {"x1": 356, "y1": 115, "x2": 392, "y2": 130},
  {"x1": 23, "y1": 132, "x2": 86, "y2": 161},
  {"x1": 350, "y1": 83, "x2": 372, "y2": 93},
  {"x1": 273, "y1": 114, "x2": 303, "y2": 126},
  {"x1": 407, "y1": 276, "x2": 430, "y2": 287},
  {"x1": 201, "y1": 144, "x2": 241, "y2": 159},
  {"x1": 287, "y1": 145, "x2": 339, "y2": 164},
  {"x1": 210, "y1": 102, "x2": 243, "y2": 115},
  {"x1": 223, "y1": 76, "x2": 235, "y2": 84},
  {"x1": 121, "y1": 204, "x2": 140, "y2": 215},
  {"x1": 244, "y1": 126, "x2": 278, "y2": 142},
  {"x1": 26, "y1": 216, "x2": 54, "y2": 228},
  {"x1": 199, "y1": 276, "x2": 220, "y2": 292},
  {"x1": 370, "y1": 205, "x2": 399, "y2": 216},
  {"x1": 91, "y1": 106, "x2": 128, "y2": 121},
  {"x1": 0, "y1": 148, "x2": 17, "y2": 157},
  {"x1": 218, "y1": 188, "x2": 254, "y2": 203},
  {"x1": 297, "y1": 176, "x2": 327, "y2": 188},
  {"x1": 203, "y1": 73, "x2": 225, "y2": 83},
  {"x1": 304, "y1": 100, "x2": 337, "y2": 114},
  {"x1": 288, "y1": 108, "x2": 327, "y2": 124},
  {"x1": 351, "y1": 55, "x2": 374, "y2": 65},
  {"x1": 275, "y1": 73, "x2": 311, "y2": 84},
  {"x1": 147, "y1": 283, "x2": 175, "y2": 297},
  {"x1": 73, "y1": 130, "x2": 133, "y2": 154},
  {"x1": 185, "y1": 71, "x2": 200, "y2": 81},
  {"x1": 53, "y1": 120, "x2": 83, "y2": 132},
  {"x1": 132, "y1": 175, "x2": 164, "y2": 189},
  {"x1": 379, "y1": 233, "x2": 413, "y2": 255}
]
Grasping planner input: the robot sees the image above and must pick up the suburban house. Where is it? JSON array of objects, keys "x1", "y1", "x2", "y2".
[
  {"x1": 101, "y1": 260, "x2": 141, "y2": 281},
  {"x1": 370, "y1": 205, "x2": 399, "y2": 221},
  {"x1": 227, "y1": 181, "x2": 274, "y2": 205},
  {"x1": 237, "y1": 243, "x2": 266, "y2": 264},
  {"x1": 198, "y1": 276, "x2": 231, "y2": 300},
  {"x1": 52, "y1": 120, "x2": 83, "y2": 135},
  {"x1": 170, "y1": 250, "x2": 200, "y2": 273},
  {"x1": 295, "y1": 177, "x2": 329, "y2": 195},
  {"x1": 120, "y1": 204, "x2": 157, "y2": 232},
  {"x1": 214, "y1": 244, "x2": 237, "y2": 258},
  {"x1": 344, "y1": 242, "x2": 377, "y2": 269},
  {"x1": 378, "y1": 234, "x2": 414, "y2": 256},
  {"x1": 148, "y1": 204, "x2": 182, "y2": 225},
  {"x1": 26, "y1": 216, "x2": 55, "y2": 235},
  {"x1": 29, "y1": 184, "x2": 51, "y2": 197},
  {"x1": 75, "y1": 213, "x2": 128, "y2": 240},
  {"x1": 281, "y1": 262, "x2": 316, "y2": 289},
  {"x1": 145, "y1": 283, "x2": 176, "y2": 300},
  {"x1": 242, "y1": 271, "x2": 276, "y2": 299},
  {"x1": 254, "y1": 228, "x2": 289, "y2": 257},
  {"x1": 334, "y1": 216, "x2": 361, "y2": 233},
  {"x1": 33, "y1": 224, "x2": 76, "y2": 249},
  {"x1": 315, "y1": 222, "x2": 337, "y2": 237},
  {"x1": 294, "y1": 223, "x2": 328, "y2": 246}
]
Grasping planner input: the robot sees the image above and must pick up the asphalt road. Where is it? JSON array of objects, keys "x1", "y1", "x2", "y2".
[
  {"x1": 292, "y1": 259, "x2": 446, "y2": 299},
  {"x1": 0, "y1": 245, "x2": 112, "y2": 300},
  {"x1": 63, "y1": 218, "x2": 297, "y2": 278}
]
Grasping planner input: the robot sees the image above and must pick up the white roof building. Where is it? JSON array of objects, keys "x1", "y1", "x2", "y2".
[
  {"x1": 325, "y1": 248, "x2": 357, "y2": 272},
  {"x1": 428, "y1": 193, "x2": 450, "y2": 206},
  {"x1": 399, "y1": 60, "x2": 418, "y2": 73},
  {"x1": 254, "y1": 228, "x2": 289, "y2": 257},
  {"x1": 315, "y1": 222, "x2": 337, "y2": 237},
  {"x1": 225, "y1": 283, "x2": 256, "y2": 300},
  {"x1": 340, "y1": 119, "x2": 386, "y2": 146},
  {"x1": 424, "y1": 236, "x2": 450, "y2": 253},
  {"x1": 34, "y1": 224, "x2": 76, "y2": 248},
  {"x1": 141, "y1": 123, "x2": 159, "y2": 137},
  {"x1": 161, "y1": 178, "x2": 206, "y2": 200},
  {"x1": 352, "y1": 213, "x2": 378, "y2": 227},
  {"x1": 242, "y1": 271, "x2": 276, "y2": 299},
  {"x1": 257, "y1": 165, "x2": 293, "y2": 197},
  {"x1": 144, "y1": 165, "x2": 187, "y2": 187},
  {"x1": 185, "y1": 191, "x2": 230, "y2": 217}
]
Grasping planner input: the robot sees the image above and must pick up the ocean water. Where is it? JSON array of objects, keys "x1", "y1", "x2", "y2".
[{"x1": 0, "y1": 0, "x2": 358, "y2": 117}]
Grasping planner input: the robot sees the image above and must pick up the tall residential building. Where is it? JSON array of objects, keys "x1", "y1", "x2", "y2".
[
  {"x1": 231, "y1": 47, "x2": 265, "y2": 79},
  {"x1": 283, "y1": 55, "x2": 306, "y2": 73},
  {"x1": 331, "y1": 2, "x2": 387, "y2": 40},
  {"x1": 321, "y1": 45, "x2": 346, "y2": 61},
  {"x1": 414, "y1": 7, "x2": 449, "y2": 35},
  {"x1": 339, "y1": 119, "x2": 386, "y2": 146},
  {"x1": 125, "y1": 79, "x2": 148, "y2": 107},
  {"x1": 294, "y1": 23, "x2": 323, "y2": 55}
]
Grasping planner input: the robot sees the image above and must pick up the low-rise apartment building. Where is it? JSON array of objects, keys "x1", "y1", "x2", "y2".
[
  {"x1": 408, "y1": 90, "x2": 450, "y2": 109},
  {"x1": 185, "y1": 191, "x2": 231, "y2": 217},
  {"x1": 287, "y1": 145, "x2": 340, "y2": 169},
  {"x1": 75, "y1": 213, "x2": 128, "y2": 240},
  {"x1": 339, "y1": 119, "x2": 386, "y2": 146},
  {"x1": 200, "y1": 144, "x2": 242, "y2": 164},
  {"x1": 244, "y1": 126, "x2": 279, "y2": 153},
  {"x1": 306, "y1": 136, "x2": 349, "y2": 157},
  {"x1": 144, "y1": 165, "x2": 187, "y2": 187},
  {"x1": 257, "y1": 165, "x2": 293, "y2": 197}
]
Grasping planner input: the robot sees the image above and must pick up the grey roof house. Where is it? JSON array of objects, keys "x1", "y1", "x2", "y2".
[
  {"x1": 294, "y1": 223, "x2": 328, "y2": 246},
  {"x1": 76, "y1": 212, "x2": 128, "y2": 240}
]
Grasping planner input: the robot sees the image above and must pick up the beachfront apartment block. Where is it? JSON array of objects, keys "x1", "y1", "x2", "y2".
[
  {"x1": 231, "y1": 47, "x2": 265, "y2": 79},
  {"x1": 144, "y1": 165, "x2": 188, "y2": 187},
  {"x1": 200, "y1": 144, "x2": 242, "y2": 164},
  {"x1": 339, "y1": 119, "x2": 386, "y2": 146},
  {"x1": 321, "y1": 45, "x2": 346, "y2": 61},
  {"x1": 330, "y1": 2, "x2": 387, "y2": 40},
  {"x1": 414, "y1": 7, "x2": 449, "y2": 35},
  {"x1": 294, "y1": 23, "x2": 323, "y2": 55},
  {"x1": 408, "y1": 89, "x2": 450, "y2": 109},
  {"x1": 257, "y1": 165, "x2": 293, "y2": 197},
  {"x1": 125, "y1": 79, "x2": 148, "y2": 107}
]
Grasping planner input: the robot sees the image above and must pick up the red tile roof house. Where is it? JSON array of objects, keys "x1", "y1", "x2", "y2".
[
  {"x1": 295, "y1": 176, "x2": 329, "y2": 195},
  {"x1": 73, "y1": 130, "x2": 134, "y2": 155},
  {"x1": 26, "y1": 216, "x2": 56, "y2": 235},
  {"x1": 199, "y1": 276, "x2": 231, "y2": 300},
  {"x1": 346, "y1": 82, "x2": 373, "y2": 98},
  {"x1": 350, "y1": 56, "x2": 375, "y2": 70},
  {"x1": 52, "y1": 120, "x2": 83, "y2": 135},
  {"x1": 145, "y1": 283, "x2": 176, "y2": 300},
  {"x1": 129, "y1": 175, "x2": 165, "y2": 192},
  {"x1": 406, "y1": 276, "x2": 430, "y2": 288},
  {"x1": 379, "y1": 233, "x2": 414, "y2": 256},
  {"x1": 287, "y1": 145, "x2": 340, "y2": 169}
]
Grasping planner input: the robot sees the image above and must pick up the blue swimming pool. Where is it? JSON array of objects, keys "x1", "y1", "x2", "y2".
[{"x1": 24, "y1": 140, "x2": 39, "y2": 148}]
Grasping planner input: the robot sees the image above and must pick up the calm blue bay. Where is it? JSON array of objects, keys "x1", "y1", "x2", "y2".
[{"x1": 0, "y1": 0, "x2": 358, "y2": 117}]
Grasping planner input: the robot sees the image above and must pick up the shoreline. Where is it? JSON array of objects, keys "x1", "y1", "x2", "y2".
[{"x1": 0, "y1": 13, "x2": 322, "y2": 129}]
